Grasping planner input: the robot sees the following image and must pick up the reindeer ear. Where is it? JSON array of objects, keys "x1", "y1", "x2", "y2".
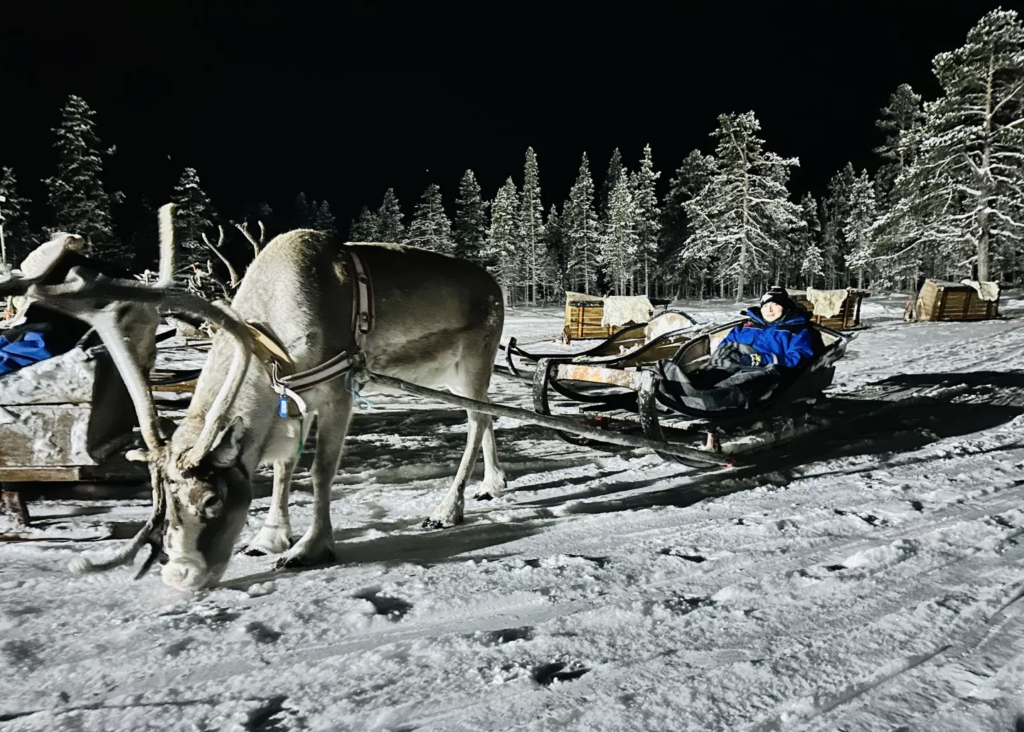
[{"x1": 209, "y1": 416, "x2": 246, "y2": 468}]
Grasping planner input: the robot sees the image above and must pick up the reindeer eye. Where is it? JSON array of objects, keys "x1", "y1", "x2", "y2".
[{"x1": 199, "y1": 493, "x2": 223, "y2": 519}]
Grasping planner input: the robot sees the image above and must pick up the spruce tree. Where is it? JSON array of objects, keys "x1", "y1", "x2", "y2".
[
  {"x1": 563, "y1": 153, "x2": 601, "y2": 293},
  {"x1": 171, "y1": 167, "x2": 218, "y2": 269},
  {"x1": 43, "y1": 95, "x2": 121, "y2": 260},
  {"x1": 600, "y1": 148, "x2": 624, "y2": 218},
  {"x1": 543, "y1": 204, "x2": 569, "y2": 294},
  {"x1": 633, "y1": 144, "x2": 661, "y2": 294},
  {"x1": 820, "y1": 163, "x2": 857, "y2": 287},
  {"x1": 520, "y1": 147, "x2": 545, "y2": 304},
  {"x1": 873, "y1": 83, "x2": 925, "y2": 207},
  {"x1": 405, "y1": 183, "x2": 453, "y2": 253},
  {"x1": 797, "y1": 193, "x2": 824, "y2": 288},
  {"x1": 453, "y1": 169, "x2": 489, "y2": 262},
  {"x1": 601, "y1": 174, "x2": 638, "y2": 295},
  {"x1": 844, "y1": 170, "x2": 878, "y2": 288},
  {"x1": 313, "y1": 200, "x2": 337, "y2": 235},
  {"x1": 376, "y1": 188, "x2": 405, "y2": 243},
  {"x1": 662, "y1": 150, "x2": 716, "y2": 297},
  {"x1": 292, "y1": 192, "x2": 312, "y2": 229},
  {"x1": 888, "y1": 9, "x2": 1024, "y2": 282},
  {"x1": 485, "y1": 178, "x2": 521, "y2": 305},
  {"x1": 681, "y1": 112, "x2": 801, "y2": 300},
  {"x1": 0, "y1": 167, "x2": 33, "y2": 268},
  {"x1": 349, "y1": 206, "x2": 379, "y2": 241}
]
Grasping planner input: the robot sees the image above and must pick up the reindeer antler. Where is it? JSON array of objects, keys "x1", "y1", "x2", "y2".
[
  {"x1": 201, "y1": 225, "x2": 241, "y2": 290},
  {"x1": 1, "y1": 209, "x2": 259, "y2": 576},
  {"x1": 234, "y1": 220, "x2": 265, "y2": 262}
]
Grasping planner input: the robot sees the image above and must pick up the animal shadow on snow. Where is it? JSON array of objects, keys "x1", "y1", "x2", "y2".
[{"x1": 565, "y1": 370, "x2": 1024, "y2": 517}]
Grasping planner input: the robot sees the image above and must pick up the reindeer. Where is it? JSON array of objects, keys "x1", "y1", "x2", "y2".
[{"x1": 21, "y1": 204, "x2": 507, "y2": 591}]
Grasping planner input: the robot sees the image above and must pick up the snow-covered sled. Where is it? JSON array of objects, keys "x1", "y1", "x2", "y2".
[
  {"x1": 531, "y1": 319, "x2": 852, "y2": 466},
  {"x1": 498, "y1": 308, "x2": 703, "y2": 379}
]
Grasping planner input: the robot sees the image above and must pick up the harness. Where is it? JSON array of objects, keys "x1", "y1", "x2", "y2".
[{"x1": 243, "y1": 247, "x2": 375, "y2": 434}]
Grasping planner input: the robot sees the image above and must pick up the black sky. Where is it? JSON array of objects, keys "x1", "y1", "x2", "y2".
[{"x1": 1, "y1": 1, "x2": 1017, "y2": 236}]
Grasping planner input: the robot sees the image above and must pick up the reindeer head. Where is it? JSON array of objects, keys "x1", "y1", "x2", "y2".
[{"x1": 6, "y1": 205, "x2": 266, "y2": 591}]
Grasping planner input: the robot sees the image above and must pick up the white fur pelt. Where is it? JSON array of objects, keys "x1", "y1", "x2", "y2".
[
  {"x1": 806, "y1": 288, "x2": 849, "y2": 319},
  {"x1": 960, "y1": 279, "x2": 1000, "y2": 302},
  {"x1": 19, "y1": 233, "x2": 86, "y2": 278},
  {"x1": 644, "y1": 312, "x2": 694, "y2": 342},
  {"x1": 601, "y1": 296, "x2": 654, "y2": 327}
]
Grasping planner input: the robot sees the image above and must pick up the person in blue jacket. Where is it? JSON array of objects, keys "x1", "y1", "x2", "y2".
[{"x1": 715, "y1": 286, "x2": 816, "y2": 370}]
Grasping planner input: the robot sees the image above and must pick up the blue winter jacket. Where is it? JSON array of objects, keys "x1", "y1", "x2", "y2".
[{"x1": 720, "y1": 307, "x2": 816, "y2": 369}]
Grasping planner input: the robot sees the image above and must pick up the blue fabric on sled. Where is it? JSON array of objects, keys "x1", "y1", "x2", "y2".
[{"x1": 0, "y1": 332, "x2": 54, "y2": 376}]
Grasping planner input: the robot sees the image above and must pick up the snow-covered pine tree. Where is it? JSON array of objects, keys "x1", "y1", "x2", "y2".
[
  {"x1": 0, "y1": 167, "x2": 33, "y2": 268},
  {"x1": 405, "y1": 183, "x2": 453, "y2": 254},
  {"x1": 600, "y1": 148, "x2": 624, "y2": 219},
  {"x1": 519, "y1": 147, "x2": 545, "y2": 304},
  {"x1": 292, "y1": 193, "x2": 312, "y2": 229},
  {"x1": 313, "y1": 200, "x2": 337, "y2": 235},
  {"x1": 563, "y1": 154, "x2": 601, "y2": 293},
  {"x1": 601, "y1": 174, "x2": 638, "y2": 295},
  {"x1": 820, "y1": 163, "x2": 856, "y2": 288},
  {"x1": 349, "y1": 206, "x2": 379, "y2": 242},
  {"x1": 171, "y1": 167, "x2": 218, "y2": 269},
  {"x1": 485, "y1": 177, "x2": 521, "y2": 305},
  {"x1": 887, "y1": 9, "x2": 1024, "y2": 282},
  {"x1": 844, "y1": 170, "x2": 878, "y2": 288},
  {"x1": 797, "y1": 193, "x2": 824, "y2": 288},
  {"x1": 376, "y1": 188, "x2": 405, "y2": 243},
  {"x1": 542, "y1": 204, "x2": 569, "y2": 295},
  {"x1": 873, "y1": 83, "x2": 925, "y2": 208},
  {"x1": 681, "y1": 112, "x2": 801, "y2": 301},
  {"x1": 43, "y1": 95, "x2": 122, "y2": 261},
  {"x1": 662, "y1": 150, "x2": 716, "y2": 297},
  {"x1": 633, "y1": 144, "x2": 661, "y2": 295},
  {"x1": 453, "y1": 169, "x2": 488, "y2": 262}
]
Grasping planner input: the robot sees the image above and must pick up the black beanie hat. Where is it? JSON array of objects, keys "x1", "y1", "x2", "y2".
[{"x1": 760, "y1": 287, "x2": 793, "y2": 309}]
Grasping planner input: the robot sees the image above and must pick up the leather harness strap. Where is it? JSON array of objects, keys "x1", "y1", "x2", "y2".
[{"x1": 246, "y1": 246, "x2": 373, "y2": 397}]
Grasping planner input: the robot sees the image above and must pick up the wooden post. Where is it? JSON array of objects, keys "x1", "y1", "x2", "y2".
[
  {"x1": 1, "y1": 490, "x2": 30, "y2": 527},
  {"x1": 937, "y1": 289, "x2": 947, "y2": 321},
  {"x1": 577, "y1": 305, "x2": 584, "y2": 339}
]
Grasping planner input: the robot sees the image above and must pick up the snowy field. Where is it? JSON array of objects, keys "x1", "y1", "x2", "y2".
[{"x1": 3, "y1": 293, "x2": 1024, "y2": 731}]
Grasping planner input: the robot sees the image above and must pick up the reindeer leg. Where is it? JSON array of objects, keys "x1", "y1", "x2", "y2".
[
  {"x1": 276, "y1": 396, "x2": 351, "y2": 569},
  {"x1": 243, "y1": 459, "x2": 297, "y2": 556},
  {"x1": 473, "y1": 414, "x2": 507, "y2": 501},
  {"x1": 423, "y1": 409, "x2": 485, "y2": 529}
]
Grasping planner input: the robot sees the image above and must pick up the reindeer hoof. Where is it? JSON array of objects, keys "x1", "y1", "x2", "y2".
[
  {"x1": 274, "y1": 540, "x2": 335, "y2": 569},
  {"x1": 472, "y1": 492, "x2": 495, "y2": 502},
  {"x1": 421, "y1": 516, "x2": 460, "y2": 530},
  {"x1": 240, "y1": 532, "x2": 295, "y2": 557}
]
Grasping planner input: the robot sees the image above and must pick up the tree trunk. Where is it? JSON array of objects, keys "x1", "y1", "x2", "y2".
[{"x1": 977, "y1": 54, "x2": 995, "y2": 283}]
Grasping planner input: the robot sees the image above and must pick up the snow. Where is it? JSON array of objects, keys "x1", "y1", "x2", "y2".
[{"x1": 2, "y1": 293, "x2": 1024, "y2": 730}]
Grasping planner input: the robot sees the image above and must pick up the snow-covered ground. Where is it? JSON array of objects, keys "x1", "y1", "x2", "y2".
[{"x1": 3, "y1": 293, "x2": 1024, "y2": 731}]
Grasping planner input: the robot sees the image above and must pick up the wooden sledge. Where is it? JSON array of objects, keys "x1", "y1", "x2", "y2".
[
  {"x1": 790, "y1": 287, "x2": 870, "y2": 330},
  {"x1": 906, "y1": 279, "x2": 1000, "y2": 322},
  {"x1": 531, "y1": 319, "x2": 851, "y2": 466},
  {"x1": 562, "y1": 292, "x2": 671, "y2": 343},
  {"x1": 499, "y1": 308, "x2": 703, "y2": 380}
]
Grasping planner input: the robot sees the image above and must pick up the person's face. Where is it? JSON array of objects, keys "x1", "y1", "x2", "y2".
[{"x1": 762, "y1": 301, "x2": 784, "y2": 322}]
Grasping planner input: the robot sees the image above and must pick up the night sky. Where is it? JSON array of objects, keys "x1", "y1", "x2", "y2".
[{"x1": 1, "y1": 2, "x2": 1013, "y2": 236}]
